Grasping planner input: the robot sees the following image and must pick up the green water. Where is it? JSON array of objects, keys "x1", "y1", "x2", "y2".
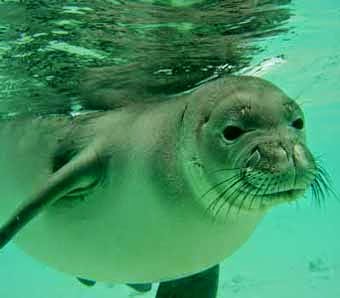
[{"x1": 0, "y1": 0, "x2": 339, "y2": 297}]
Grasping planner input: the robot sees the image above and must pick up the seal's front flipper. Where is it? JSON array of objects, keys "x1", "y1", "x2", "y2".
[
  {"x1": 77, "y1": 277, "x2": 97, "y2": 287},
  {"x1": 156, "y1": 265, "x2": 219, "y2": 298},
  {"x1": 0, "y1": 146, "x2": 104, "y2": 249}
]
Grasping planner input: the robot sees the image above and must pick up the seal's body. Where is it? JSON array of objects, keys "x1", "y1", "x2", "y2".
[
  {"x1": 0, "y1": 76, "x2": 321, "y2": 297},
  {"x1": 0, "y1": 101, "x2": 262, "y2": 282}
]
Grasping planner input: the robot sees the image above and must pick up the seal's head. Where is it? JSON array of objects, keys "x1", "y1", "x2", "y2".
[{"x1": 181, "y1": 76, "x2": 323, "y2": 219}]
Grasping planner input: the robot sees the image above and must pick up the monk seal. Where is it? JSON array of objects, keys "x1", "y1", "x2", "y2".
[{"x1": 0, "y1": 76, "x2": 330, "y2": 297}]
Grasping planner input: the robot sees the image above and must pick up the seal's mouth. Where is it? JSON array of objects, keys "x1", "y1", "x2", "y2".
[
  {"x1": 201, "y1": 161, "x2": 333, "y2": 218},
  {"x1": 262, "y1": 188, "x2": 304, "y2": 198},
  {"x1": 186, "y1": 145, "x2": 333, "y2": 218},
  {"x1": 200, "y1": 175, "x2": 309, "y2": 217},
  {"x1": 241, "y1": 176, "x2": 307, "y2": 198},
  {"x1": 256, "y1": 188, "x2": 306, "y2": 205},
  {"x1": 232, "y1": 182, "x2": 307, "y2": 210}
]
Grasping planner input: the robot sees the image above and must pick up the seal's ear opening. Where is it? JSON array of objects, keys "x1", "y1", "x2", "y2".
[{"x1": 0, "y1": 147, "x2": 103, "y2": 250}]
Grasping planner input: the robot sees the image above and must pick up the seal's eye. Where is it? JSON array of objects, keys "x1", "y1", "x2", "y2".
[
  {"x1": 223, "y1": 125, "x2": 245, "y2": 141},
  {"x1": 291, "y1": 118, "x2": 304, "y2": 130}
]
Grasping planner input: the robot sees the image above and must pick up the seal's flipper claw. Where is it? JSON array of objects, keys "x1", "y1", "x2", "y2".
[
  {"x1": 156, "y1": 265, "x2": 219, "y2": 298},
  {"x1": 0, "y1": 147, "x2": 103, "y2": 249},
  {"x1": 127, "y1": 283, "x2": 152, "y2": 292},
  {"x1": 77, "y1": 277, "x2": 97, "y2": 287}
]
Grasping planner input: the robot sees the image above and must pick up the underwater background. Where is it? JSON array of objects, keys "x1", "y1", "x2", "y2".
[{"x1": 0, "y1": 0, "x2": 339, "y2": 297}]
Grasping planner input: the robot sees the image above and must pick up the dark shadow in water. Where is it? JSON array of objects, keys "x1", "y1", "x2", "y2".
[{"x1": 0, "y1": 0, "x2": 292, "y2": 115}]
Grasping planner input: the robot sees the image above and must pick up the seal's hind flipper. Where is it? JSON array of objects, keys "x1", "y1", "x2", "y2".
[
  {"x1": 77, "y1": 277, "x2": 96, "y2": 287},
  {"x1": 127, "y1": 283, "x2": 152, "y2": 292},
  {"x1": 156, "y1": 265, "x2": 219, "y2": 298},
  {"x1": 0, "y1": 146, "x2": 104, "y2": 249}
]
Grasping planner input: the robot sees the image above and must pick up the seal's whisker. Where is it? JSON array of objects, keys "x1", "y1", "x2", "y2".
[
  {"x1": 317, "y1": 162, "x2": 334, "y2": 179},
  {"x1": 279, "y1": 174, "x2": 291, "y2": 194},
  {"x1": 261, "y1": 175, "x2": 275, "y2": 196},
  {"x1": 237, "y1": 182, "x2": 256, "y2": 214},
  {"x1": 244, "y1": 173, "x2": 280, "y2": 196},
  {"x1": 310, "y1": 178, "x2": 319, "y2": 206},
  {"x1": 309, "y1": 162, "x2": 337, "y2": 206},
  {"x1": 214, "y1": 178, "x2": 243, "y2": 216},
  {"x1": 237, "y1": 183, "x2": 254, "y2": 213},
  {"x1": 212, "y1": 172, "x2": 255, "y2": 218},
  {"x1": 225, "y1": 180, "x2": 249, "y2": 215},
  {"x1": 249, "y1": 175, "x2": 274, "y2": 209},
  {"x1": 311, "y1": 172, "x2": 326, "y2": 207},
  {"x1": 311, "y1": 178, "x2": 323, "y2": 207},
  {"x1": 223, "y1": 180, "x2": 247, "y2": 217},
  {"x1": 303, "y1": 168, "x2": 318, "y2": 178},
  {"x1": 251, "y1": 177, "x2": 269, "y2": 210},
  {"x1": 248, "y1": 189, "x2": 259, "y2": 210},
  {"x1": 216, "y1": 181, "x2": 244, "y2": 215},
  {"x1": 253, "y1": 176, "x2": 273, "y2": 209},
  {"x1": 293, "y1": 97, "x2": 314, "y2": 109},
  {"x1": 293, "y1": 166, "x2": 298, "y2": 190},
  {"x1": 316, "y1": 164, "x2": 336, "y2": 197},
  {"x1": 223, "y1": 171, "x2": 267, "y2": 216},
  {"x1": 211, "y1": 176, "x2": 245, "y2": 218},
  {"x1": 206, "y1": 167, "x2": 242, "y2": 175},
  {"x1": 270, "y1": 174, "x2": 281, "y2": 195},
  {"x1": 201, "y1": 173, "x2": 241, "y2": 201},
  {"x1": 205, "y1": 174, "x2": 243, "y2": 217},
  {"x1": 315, "y1": 172, "x2": 330, "y2": 197},
  {"x1": 313, "y1": 154, "x2": 326, "y2": 163},
  {"x1": 240, "y1": 174, "x2": 271, "y2": 213}
]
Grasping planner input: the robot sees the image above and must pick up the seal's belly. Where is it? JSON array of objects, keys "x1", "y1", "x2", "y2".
[{"x1": 11, "y1": 163, "x2": 263, "y2": 283}]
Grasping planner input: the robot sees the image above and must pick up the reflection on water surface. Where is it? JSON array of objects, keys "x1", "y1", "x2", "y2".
[{"x1": 0, "y1": 0, "x2": 292, "y2": 115}]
